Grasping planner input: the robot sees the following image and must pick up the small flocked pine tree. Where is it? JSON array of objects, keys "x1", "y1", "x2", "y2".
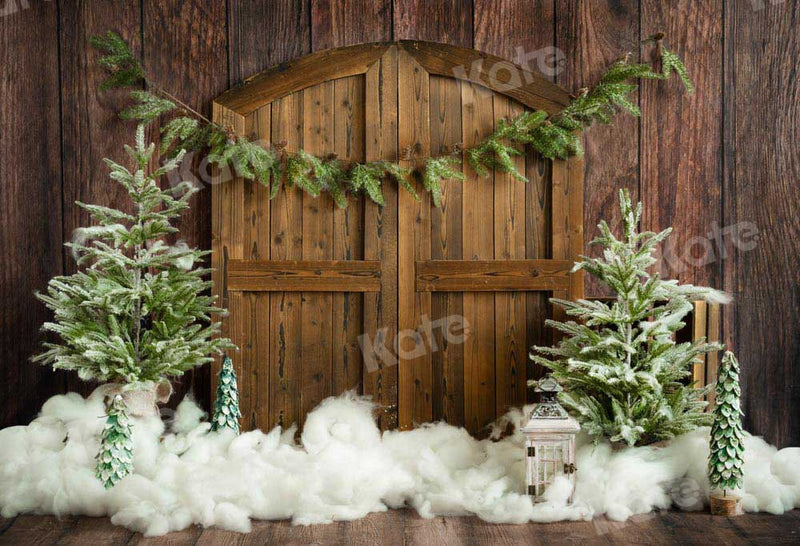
[
  {"x1": 211, "y1": 356, "x2": 241, "y2": 434},
  {"x1": 532, "y1": 190, "x2": 729, "y2": 446},
  {"x1": 96, "y1": 395, "x2": 134, "y2": 489},
  {"x1": 708, "y1": 351, "x2": 745, "y2": 497},
  {"x1": 34, "y1": 125, "x2": 234, "y2": 384}
]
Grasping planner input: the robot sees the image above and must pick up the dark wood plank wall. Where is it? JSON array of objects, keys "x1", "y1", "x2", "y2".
[{"x1": 1, "y1": 0, "x2": 798, "y2": 447}]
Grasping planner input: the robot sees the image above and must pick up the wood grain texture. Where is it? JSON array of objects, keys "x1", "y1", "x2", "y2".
[
  {"x1": 393, "y1": 0, "x2": 473, "y2": 45},
  {"x1": 5, "y1": 511, "x2": 800, "y2": 544},
  {"x1": 228, "y1": 260, "x2": 381, "y2": 292},
  {"x1": 210, "y1": 103, "x2": 246, "y2": 424},
  {"x1": 58, "y1": 0, "x2": 141, "y2": 399},
  {"x1": 228, "y1": 0, "x2": 312, "y2": 84},
  {"x1": 429, "y1": 74, "x2": 465, "y2": 425},
  {"x1": 311, "y1": 0, "x2": 392, "y2": 49},
  {"x1": 312, "y1": 0, "x2": 393, "y2": 422},
  {"x1": 641, "y1": 0, "x2": 723, "y2": 290},
  {"x1": 2, "y1": 0, "x2": 796, "y2": 448},
  {"x1": 364, "y1": 48, "x2": 400, "y2": 429},
  {"x1": 556, "y1": 0, "x2": 639, "y2": 298},
  {"x1": 724, "y1": 0, "x2": 800, "y2": 447},
  {"x1": 301, "y1": 80, "x2": 336, "y2": 425},
  {"x1": 461, "y1": 80, "x2": 496, "y2": 434},
  {"x1": 397, "y1": 0, "x2": 472, "y2": 429},
  {"x1": 269, "y1": 93, "x2": 304, "y2": 430},
  {"x1": 416, "y1": 260, "x2": 571, "y2": 292},
  {"x1": 475, "y1": 0, "x2": 557, "y2": 388},
  {"x1": 397, "y1": 49, "x2": 432, "y2": 429},
  {"x1": 493, "y1": 96, "x2": 528, "y2": 415},
  {"x1": 0, "y1": 0, "x2": 64, "y2": 429},
  {"x1": 332, "y1": 75, "x2": 366, "y2": 395},
  {"x1": 144, "y1": 0, "x2": 228, "y2": 410}
]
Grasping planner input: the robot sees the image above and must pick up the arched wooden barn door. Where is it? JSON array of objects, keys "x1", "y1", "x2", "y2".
[{"x1": 212, "y1": 42, "x2": 584, "y2": 434}]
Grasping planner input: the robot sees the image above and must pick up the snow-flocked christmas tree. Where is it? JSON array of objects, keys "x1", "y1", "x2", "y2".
[
  {"x1": 96, "y1": 394, "x2": 134, "y2": 489},
  {"x1": 34, "y1": 125, "x2": 233, "y2": 384},
  {"x1": 708, "y1": 351, "x2": 744, "y2": 496},
  {"x1": 211, "y1": 355, "x2": 241, "y2": 434},
  {"x1": 531, "y1": 190, "x2": 730, "y2": 446}
]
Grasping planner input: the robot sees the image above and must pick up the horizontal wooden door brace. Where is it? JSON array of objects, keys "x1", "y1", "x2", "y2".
[
  {"x1": 415, "y1": 259, "x2": 573, "y2": 292},
  {"x1": 227, "y1": 260, "x2": 382, "y2": 292}
]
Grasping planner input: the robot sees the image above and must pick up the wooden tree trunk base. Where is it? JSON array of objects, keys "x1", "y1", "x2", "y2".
[{"x1": 709, "y1": 494, "x2": 743, "y2": 516}]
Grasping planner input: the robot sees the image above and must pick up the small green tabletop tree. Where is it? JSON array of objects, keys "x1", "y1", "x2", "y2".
[
  {"x1": 34, "y1": 125, "x2": 233, "y2": 385},
  {"x1": 532, "y1": 190, "x2": 729, "y2": 446},
  {"x1": 708, "y1": 351, "x2": 745, "y2": 496},
  {"x1": 211, "y1": 355, "x2": 242, "y2": 434},
  {"x1": 96, "y1": 395, "x2": 134, "y2": 489}
]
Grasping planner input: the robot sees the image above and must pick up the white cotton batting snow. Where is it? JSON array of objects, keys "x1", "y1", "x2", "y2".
[{"x1": 1, "y1": 391, "x2": 799, "y2": 536}]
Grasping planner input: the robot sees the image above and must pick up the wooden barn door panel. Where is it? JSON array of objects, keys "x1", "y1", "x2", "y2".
[
  {"x1": 429, "y1": 74, "x2": 464, "y2": 427},
  {"x1": 268, "y1": 93, "x2": 303, "y2": 430},
  {"x1": 397, "y1": 49, "x2": 432, "y2": 429},
  {"x1": 363, "y1": 48, "x2": 399, "y2": 429},
  {"x1": 213, "y1": 43, "x2": 583, "y2": 434}
]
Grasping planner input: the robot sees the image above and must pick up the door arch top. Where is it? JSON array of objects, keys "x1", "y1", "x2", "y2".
[{"x1": 215, "y1": 41, "x2": 573, "y2": 117}]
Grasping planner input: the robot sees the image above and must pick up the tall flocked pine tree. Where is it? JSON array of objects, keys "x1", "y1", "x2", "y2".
[
  {"x1": 532, "y1": 190, "x2": 730, "y2": 446},
  {"x1": 34, "y1": 124, "x2": 234, "y2": 384},
  {"x1": 708, "y1": 351, "x2": 745, "y2": 496}
]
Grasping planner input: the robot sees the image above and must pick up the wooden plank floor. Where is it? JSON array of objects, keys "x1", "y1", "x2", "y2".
[{"x1": 0, "y1": 510, "x2": 798, "y2": 545}]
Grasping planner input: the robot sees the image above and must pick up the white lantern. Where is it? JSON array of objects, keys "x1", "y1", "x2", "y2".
[{"x1": 522, "y1": 376, "x2": 580, "y2": 502}]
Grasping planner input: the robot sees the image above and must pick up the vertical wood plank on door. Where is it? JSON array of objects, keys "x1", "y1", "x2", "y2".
[
  {"x1": 397, "y1": 50, "x2": 432, "y2": 429},
  {"x1": 211, "y1": 104, "x2": 246, "y2": 414},
  {"x1": 364, "y1": 48, "x2": 400, "y2": 429},
  {"x1": 461, "y1": 81, "x2": 496, "y2": 434},
  {"x1": 269, "y1": 94, "x2": 304, "y2": 430},
  {"x1": 59, "y1": 1, "x2": 141, "y2": 399},
  {"x1": 301, "y1": 82, "x2": 336, "y2": 424},
  {"x1": 429, "y1": 75, "x2": 464, "y2": 426},
  {"x1": 556, "y1": 0, "x2": 639, "y2": 298},
  {"x1": 493, "y1": 96, "x2": 527, "y2": 416},
  {"x1": 232, "y1": 107, "x2": 272, "y2": 430},
  {"x1": 333, "y1": 75, "x2": 366, "y2": 394}
]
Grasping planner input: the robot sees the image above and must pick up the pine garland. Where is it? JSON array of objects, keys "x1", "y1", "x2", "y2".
[
  {"x1": 708, "y1": 351, "x2": 745, "y2": 496},
  {"x1": 92, "y1": 31, "x2": 693, "y2": 208},
  {"x1": 96, "y1": 394, "x2": 134, "y2": 489},
  {"x1": 531, "y1": 190, "x2": 729, "y2": 447},
  {"x1": 211, "y1": 355, "x2": 242, "y2": 435}
]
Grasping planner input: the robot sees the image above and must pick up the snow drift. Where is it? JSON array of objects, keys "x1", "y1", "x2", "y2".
[{"x1": 0, "y1": 391, "x2": 798, "y2": 536}]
